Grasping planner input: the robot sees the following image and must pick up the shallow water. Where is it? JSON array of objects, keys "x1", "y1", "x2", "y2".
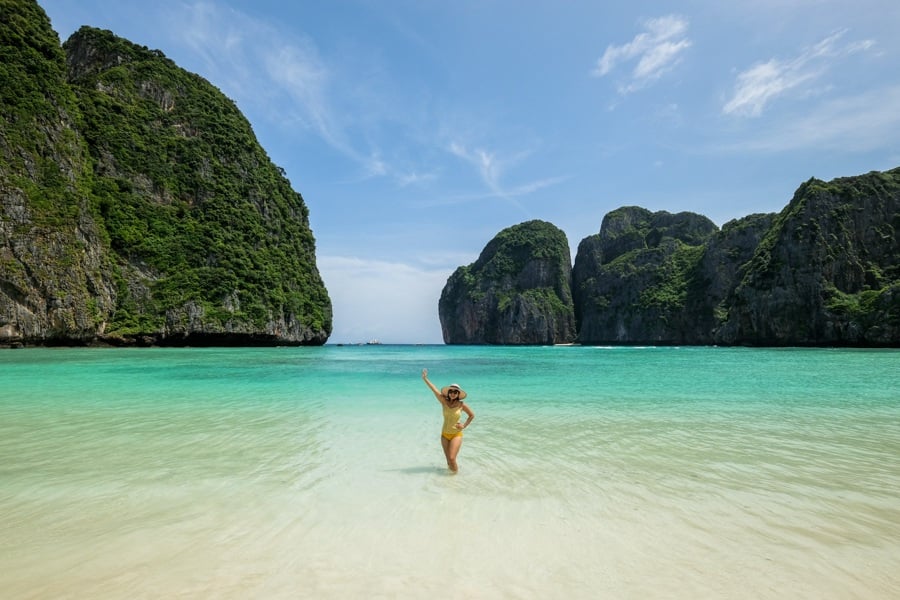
[{"x1": 1, "y1": 346, "x2": 899, "y2": 598}]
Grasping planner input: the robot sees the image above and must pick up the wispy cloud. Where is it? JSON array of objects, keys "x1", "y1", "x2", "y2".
[
  {"x1": 592, "y1": 15, "x2": 692, "y2": 94},
  {"x1": 397, "y1": 171, "x2": 438, "y2": 187},
  {"x1": 164, "y1": 1, "x2": 570, "y2": 196},
  {"x1": 173, "y1": 3, "x2": 337, "y2": 140},
  {"x1": 446, "y1": 142, "x2": 566, "y2": 212},
  {"x1": 723, "y1": 30, "x2": 876, "y2": 117},
  {"x1": 167, "y1": 1, "x2": 428, "y2": 186},
  {"x1": 264, "y1": 43, "x2": 340, "y2": 145},
  {"x1": 449, "y1": 143, "x2": 503, "y2": 195},
  {"x1": 725, "y1": 85, "x2": 900, "y2": 153}
]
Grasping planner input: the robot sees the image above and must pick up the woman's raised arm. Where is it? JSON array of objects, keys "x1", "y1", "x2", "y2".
[{"x1": 421, "y1": 369, "x2": 445, "y2": 403}]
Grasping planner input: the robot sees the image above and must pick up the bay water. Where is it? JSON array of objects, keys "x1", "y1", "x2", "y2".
[{"x1": 1, "y1": 345, "x2": 898, "y2": 598}]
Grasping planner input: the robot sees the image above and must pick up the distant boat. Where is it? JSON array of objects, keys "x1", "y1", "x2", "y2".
[{"x1": 366, "y1": 339, "x2": 382, "y2": 345}]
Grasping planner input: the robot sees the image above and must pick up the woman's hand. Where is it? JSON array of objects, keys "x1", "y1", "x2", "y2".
[
  {"x1": 422, "y1": 369, "x2": 441, "y2": 400},
  {"x1": 454, "y1": 423, "x2": 464, "y2": 430}
]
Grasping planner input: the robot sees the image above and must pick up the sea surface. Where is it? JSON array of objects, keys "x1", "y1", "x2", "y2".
[{"x1": 1, "y1": 345, "x2": 898, "y2": 599}]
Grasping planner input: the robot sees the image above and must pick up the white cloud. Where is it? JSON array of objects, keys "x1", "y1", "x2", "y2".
[
  {"x1": 169, "y1": 2, "x2": 570, "y2": 194},
  {"x1": 722, "y1": 60, "x2": 818, "y2": 118},
  {"x1": 723, "y1": 30, "x2": 877, "y2": 117},
  {"x1": 592, "y1": 15, "x2": 692, "y2": 94},
  {"x1": 317, "y1": 256, "x2": 452, "y2": 344},
  {"x1": 446, "y1": 141, "x2": 566, "y2": 209},
  {"x1": 176, "y1": 2, "x2": 234, "y2": 73}
]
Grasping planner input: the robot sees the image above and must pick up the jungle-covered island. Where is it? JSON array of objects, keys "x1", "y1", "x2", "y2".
[
  {"x1": 441, "y1": 171, "x2": 900, "y2": 346},
  {"x1": 1, "y1": 1, "x2": 332, "y2": 347}
]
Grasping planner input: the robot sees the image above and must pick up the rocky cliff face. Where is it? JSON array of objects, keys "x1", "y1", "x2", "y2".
[
  {"x1": 717, "y1": 170, "x2": 900, "y2": 345},
  {"x1": 687, "y1": 213, "x2": 775, "y2": 341},
  {"x1": 1, "y1": 2, "x2": 332, "y2": 346},
  {"x1": 444, "y1": 169, "x2": 899, "y2": 347},
  {"x1": 572, "y1": 207, "x2": 719, "y2": 344},
  {"x1": 0, "y1": 1, "x2": 118, "y2": 345},
  {"x1": 439, "y1": 220, "x2": 575, "y2": 344}
]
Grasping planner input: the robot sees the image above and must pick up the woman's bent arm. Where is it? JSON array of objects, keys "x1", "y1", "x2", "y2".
[{"x1": 459, "y1": 403, "x2": 475, "y2": 429}]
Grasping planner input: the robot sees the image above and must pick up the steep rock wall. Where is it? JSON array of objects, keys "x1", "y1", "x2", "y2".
[
  {"x1": 0, "y1": 1, "x2": 117, "y2": 345},
  {"x1": 439, "y1": 220, "x2": 575, "y2": 344},
  {"x1": 572, "y1": 207, "x2": 718, "y2": 344},
  {"x1": 0, "y1": 3, "x2": 332, "y2": 346},
  {"x1": 718, "y1": 170, "x2": 900, "y2": 345},
  {"x1": 454, "y1": 168, "x2": 899, "y2": 347}
]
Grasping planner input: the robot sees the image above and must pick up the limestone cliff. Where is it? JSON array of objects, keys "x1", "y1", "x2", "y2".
[
  {"x1": 688, "y1": 213, "x2": 775, "y2": 341},
  {"x1": 571, "y1": 171, "x2": 898, "y2": 346},
  {"x1": 439, "y1": 220, "x2": 575, "y2": 344},
  {"x1": 450, "y1": 168, "x2": 899, "y2": 347},
  {"x1": 1, "y1": 0, "x2": 118, "y2": 344},
  {"x1": 572, "y1": 207, "x2": 718, "y2": 344},
  {"x1": 717, "y1": 170, "x2": 900, "y2": 345},
  {"x1": 1, "y1": 2, "x2": 332, "y2": 346}
]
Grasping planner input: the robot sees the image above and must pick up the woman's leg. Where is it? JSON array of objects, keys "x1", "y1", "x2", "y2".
[
  {"x1": 446, "y1": 436, "x2": 463, "y2": 472},
  {"x1": 441, "y1": 435, "x2": 452, "y2": 468}
]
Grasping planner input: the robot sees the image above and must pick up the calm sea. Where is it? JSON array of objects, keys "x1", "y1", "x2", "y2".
[{"x1": 1, "y1": 345, "x2": 898, "y2": 599}]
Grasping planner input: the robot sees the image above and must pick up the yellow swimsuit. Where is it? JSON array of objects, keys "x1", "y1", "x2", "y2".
[{"x1": 441, "y1": 403, "x2": 463, "y2": 440}]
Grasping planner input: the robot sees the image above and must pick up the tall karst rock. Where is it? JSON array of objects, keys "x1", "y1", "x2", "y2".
[
  {"x1": 717, "y1": 169, "x2": 900, "y2": 345},
  {"x1": 437, "y1": 173, "x2": 898, "y2": 346},
  {"x1": 572, "y1": 207, "x2": 720, "y2": 344},
  {"x1": 1, "y1": 0, "x2": 117, "y2": 344},
  {"x1": 439, "y1": 220, "x2": 576, "y2": 344},
  {"x1": 686, "y1": 212, "x2": 775, "y2": 340},
  {"x1": 571, "y1": 169, "x2": 899, "y2": 346},
  {"x1": 1, "y1": 2, "x2": 332, "y2": 346}
]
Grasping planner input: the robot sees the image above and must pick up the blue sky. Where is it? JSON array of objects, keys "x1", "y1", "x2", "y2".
[{"x1": 40, "y1": 0, "x2": 900, "y2": 344}]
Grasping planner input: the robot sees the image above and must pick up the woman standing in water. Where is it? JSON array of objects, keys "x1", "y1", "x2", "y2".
[{"x1": 422, "y1": 369, "x2": 474, "y2": 473}]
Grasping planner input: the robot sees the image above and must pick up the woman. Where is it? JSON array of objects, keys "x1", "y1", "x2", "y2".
[{"x1": 421, "y1": 368, "x2": 474, "y2": 473}]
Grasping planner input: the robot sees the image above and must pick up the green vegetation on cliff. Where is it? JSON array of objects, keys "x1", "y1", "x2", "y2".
[
  {"x1": 0, "y1": 0, "x2": 87, "y2": 223},
  {"x1": 472, "y1": 175, "x2": 899, "y2": 346},
  {"x1": 471, "y1": 220, "x2": 572, "y2": 314},
  {"x1": 726, "y1": 168, "x2": 900, "y2": 344},
  {"x1": 473, "y1": 219, "x2": 571, "y2": 278},
  {"x1": 439, "y1": 220, "x2": 575, "y2": 344},
  {"x1": 0, "y1": 3, "x2": 331, "y2": 345},
  {"x1": 638, "y1": 242, "x2": 705, "y2": 312},
  {"x1": 67, "y1": 26, "x2": 330, "y2": 336}
]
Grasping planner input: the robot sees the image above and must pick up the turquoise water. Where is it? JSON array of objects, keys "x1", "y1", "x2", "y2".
[{"x1": 1, "y1": 346, "x2": 898, "y2": 598}]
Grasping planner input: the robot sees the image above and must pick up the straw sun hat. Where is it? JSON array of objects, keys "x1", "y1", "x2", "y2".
[{"x1": 441, "y1": 383, "x2": 467, "y2": 400}]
